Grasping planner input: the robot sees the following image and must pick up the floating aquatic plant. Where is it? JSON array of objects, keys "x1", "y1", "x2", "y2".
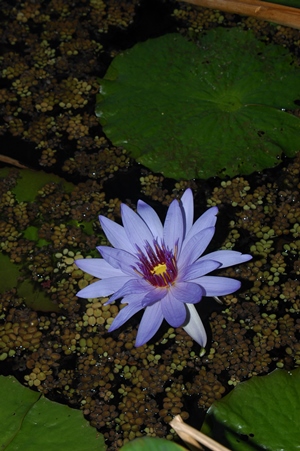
[
  {"x1": 120, "y1": 436, "x2": 187, "y2": 451},
  {"x1": 96, "y1": 28, "x2": 300, "y2": 179},
  {"x1": 0, "y1": 375, "x2": 105, "y2": 451},
  {"x1": 76, "y1": 189, "x2": 251, "y2": 347},
  {"x1": 202, "y1": 367, "x2": 300, "y2": 450},
  {"x1": 0, "y1": 168, "x2": 96, "y2": 311}
]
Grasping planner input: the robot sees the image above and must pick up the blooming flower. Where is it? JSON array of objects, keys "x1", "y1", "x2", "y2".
[{"x1": 76, "y1": 189, "x2": 252, "y2": 347}]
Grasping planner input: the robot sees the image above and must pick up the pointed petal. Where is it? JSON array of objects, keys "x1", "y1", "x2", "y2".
[
  {"x1": 185, "y1": 206, "x2": 218, "y2": 243},
  {"x1": 161, "y1": 291, "x2": 187, "y2": 327},
  {"x1": 135, "y1": 302, "x2": 164, "y2": 347},
  {"x1": 163, "y1": 199, "x2": 184, "y2": 251},
  {"x1": 109, "y1": 278, "x2": 149, "y2": 303},
  {"x1": 137, "y1": 200, "x2": 163, "y2": 239},
  {"x1": 180, "y1": 259, "x2": 221, "y2": 281},
  {"x1": 75, "y1": 258, "x2": 124, "y2": 279},
  {"x1": 99, "y1": 215, "x2": 134, "y2": 253},
  {"x1": 97, "y1": 246, "x2": 137, "y2": 276},
  {"x1": 198, "y1": 250, "x2": 252, "y2": 268},
  {"x1": 121, "y1": 203, "x2": 154, "y2": 251},
  {"x1": 178, "y1": 227, "x2": 215, "y2": 268},
  {"x1": 196, "y1": 276, "x2": 241, "y2": 296},
  {"x1": 170, "y1": 281, "x2": 203, "y2": 304},
  {"x1": 142, "y1": 286, "x2": 167, "y2": 307},
  {"x1": 76, "y1": 276, "x2": 130, "y2": 298},
  {"x1": 183, "y1": 304, "x2": 207, "y2": 347},
  {"x1": 108, "y1": 295, "x2": 144, "y2": 332},
  {"x1": 180, "y1": 188, "x2": 194, "y2": 237}
]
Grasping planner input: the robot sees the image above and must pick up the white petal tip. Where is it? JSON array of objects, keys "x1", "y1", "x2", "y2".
[
  {"x1": 213, "y1": 296, "x2": 223, "y2": 304},
  {"x1": 183, "y1": 304, "x2": 208, "y2": 349}
]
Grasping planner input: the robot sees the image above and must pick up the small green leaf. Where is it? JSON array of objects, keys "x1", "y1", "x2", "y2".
[
  {"x1": 0, "y1": 253, "x2": 21, "y2": 294},
  {"x1": 67, "y1": 219, "x2": 95, "y2": 236},
  {"x1": 120, "y1": 436, "x2": 187, "y2": 451},
  {"x1": 96, "y1": 28, "x2": 300, "y2": 179},
  {"x1": 23, "y1": 226, "x2": 50, "y2": 247},
  {"x1": 0, "y1": 168, "x2": 74, "y2": 202},
  {"x1": 0, "y1": 375, "x2": 105, "y2": 451},
  {"x1": 202, "y1": 368, "x2": 300, "y2": 450},
  {"x1": 18, "y1": 280, "x2": 62, "y2": 313},
  {"x1": 0, "y1": 254, "x2": 61, "y2": 313}
]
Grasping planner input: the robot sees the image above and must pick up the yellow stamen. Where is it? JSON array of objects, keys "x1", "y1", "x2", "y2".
[{"x1": 151, "y1": 263, "x2": 167, "y2": 276}]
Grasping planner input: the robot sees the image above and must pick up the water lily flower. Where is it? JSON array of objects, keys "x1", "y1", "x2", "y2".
[{"x1": 76, "y1": 189, "x2": 252, "y2": 347}]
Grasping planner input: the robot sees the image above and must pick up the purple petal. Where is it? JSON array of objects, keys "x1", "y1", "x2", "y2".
[
  {"x1": 75, "y1": 258, "x2": 124, "y2": 279},
  {"x1": 183, "y1": 304, "x2": 207, "y2": 347},
  {"x1": 142, "y1": 287, "x2": 167, "y2": 307},
  {"x1": 76, "y1": 276, "x2": 130, "y2": 298},
  {"x1": 180, "y1": 259, "x2": 221, "y2": 281},
  {"x1": 198, "y1": 250, "x2": 252, "y2": 268},
  {"x1": 99, "y1": 215, "x2": 135, "y2": 254},
  {"x1": 185, "y1": 206, "x2": 218, "y2": 243},
  {"x1": 109, "y1": 278, "x2": 150, "y2": 303},
  {"x1": 137, "y1": 200, "x2": 163, "y2": 239},
  {"x1": 196, "y1": 276, "x2": 241, "y2": 296},
  {"x1": 178, "y1": 227, "x2": 215, "y2": 268},
  {"x1": 135, "y1": 302, "x2": 164, "y2": 347},
  {"x1": 108, "y1": 295, "x2": 144, "y2": 332},
  {"x1": 97, "y1": 246, "x2": 137, "y2": 276},
  {"x1": 180, "y1": 189, "x2": 194, "y2": 237},
  {"x1": 161, "y1": 291, "x2": 187, "y2": 327},
  {"x1": 170, "y1": 281, "x2": 203, "y2": 304},
  {"x1": 121, "y1": 203, "x2": 154, "y2": 251},
  {"x1": 163, "y1": 199, "x2": 184, "y2": 251}
]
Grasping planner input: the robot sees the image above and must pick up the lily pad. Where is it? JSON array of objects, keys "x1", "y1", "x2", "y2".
[
  {"x1": 0, "y1": 253, "x2": 21, "y2": 294},
  {"x1": 120, "y1": 436, "x2": 187, "y2": 451},
  {"x1": 0, "y1": 254, "x2": 61, "y2": 313},
  {"x1": 18, "y1": 279, "x2": 62, "y2": 313},
  {"x1": 0, "y1": 375, "x2": 105, "y2": 451},
  {"x1": 202, "y1": 368, "x2": 300, "y2": 450},
  {"x1": 96, "y1": 28, "x2": 300, "y2": 179},
  {"x1": 11, "y1": 168, "x2": 74, "y2": 202},
  {"x1": 23, "y1": 225, "x2": 51, "y2": 247}
]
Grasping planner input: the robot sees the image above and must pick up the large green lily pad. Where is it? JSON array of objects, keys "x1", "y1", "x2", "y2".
[
  {"x1": 96, "y1": 28, "x2": 300, "y2": 179},
  {"x1": 202, "y1": 368, "x2": 300, "y2": 450},
  {"x1": 0, "y1": 375, "x2": 105, "y2": 451}
]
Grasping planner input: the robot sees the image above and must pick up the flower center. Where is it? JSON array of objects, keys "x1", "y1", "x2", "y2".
[
  {"x1": 135, "y1": 240, "x2": 178, "y2": 288},
  {"x1": 151, "y1": 263, "x2": 167, "y2": 276}
]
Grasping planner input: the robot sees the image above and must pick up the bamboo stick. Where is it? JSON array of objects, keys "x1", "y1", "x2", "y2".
[
  {"x1": 0, "y1": 154, "x2": 28, "y2": 169},
  {"x1": 180, "y1": 0, "x2": 300, "y2": 30},
  {"x1": 170, "y1": 415, "x2": 232, "y2": 451}
]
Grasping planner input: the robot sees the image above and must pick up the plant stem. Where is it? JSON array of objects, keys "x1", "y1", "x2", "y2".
[
  {"x1": 180, "y1": 0, "x2": 300, "y2": 30},
  {"x1": 170, "y1": 415, "x2": 232, "y2": 451}
]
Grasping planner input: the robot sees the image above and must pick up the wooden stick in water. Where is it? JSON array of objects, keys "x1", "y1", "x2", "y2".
[
  {"x1": 180, "y1": 0, "x2": 300, "y2": 30},
  {"x1": 170, "y1": 415, "x2": 232, "y2": 451},
  {"x1": 0, "y1": 154, "x2": 28, "y2": 169}
]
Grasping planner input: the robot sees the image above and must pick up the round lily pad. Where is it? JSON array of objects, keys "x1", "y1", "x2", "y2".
[
  {"x1": 0, "y1": 375, "x2": 105, "y2": 451},
  {"x1": 96, "y1": 28, "x2": 300, "y2": 179},
  {"x1": 202, "y1": 368, "x2": 300, "y2": 450}
]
